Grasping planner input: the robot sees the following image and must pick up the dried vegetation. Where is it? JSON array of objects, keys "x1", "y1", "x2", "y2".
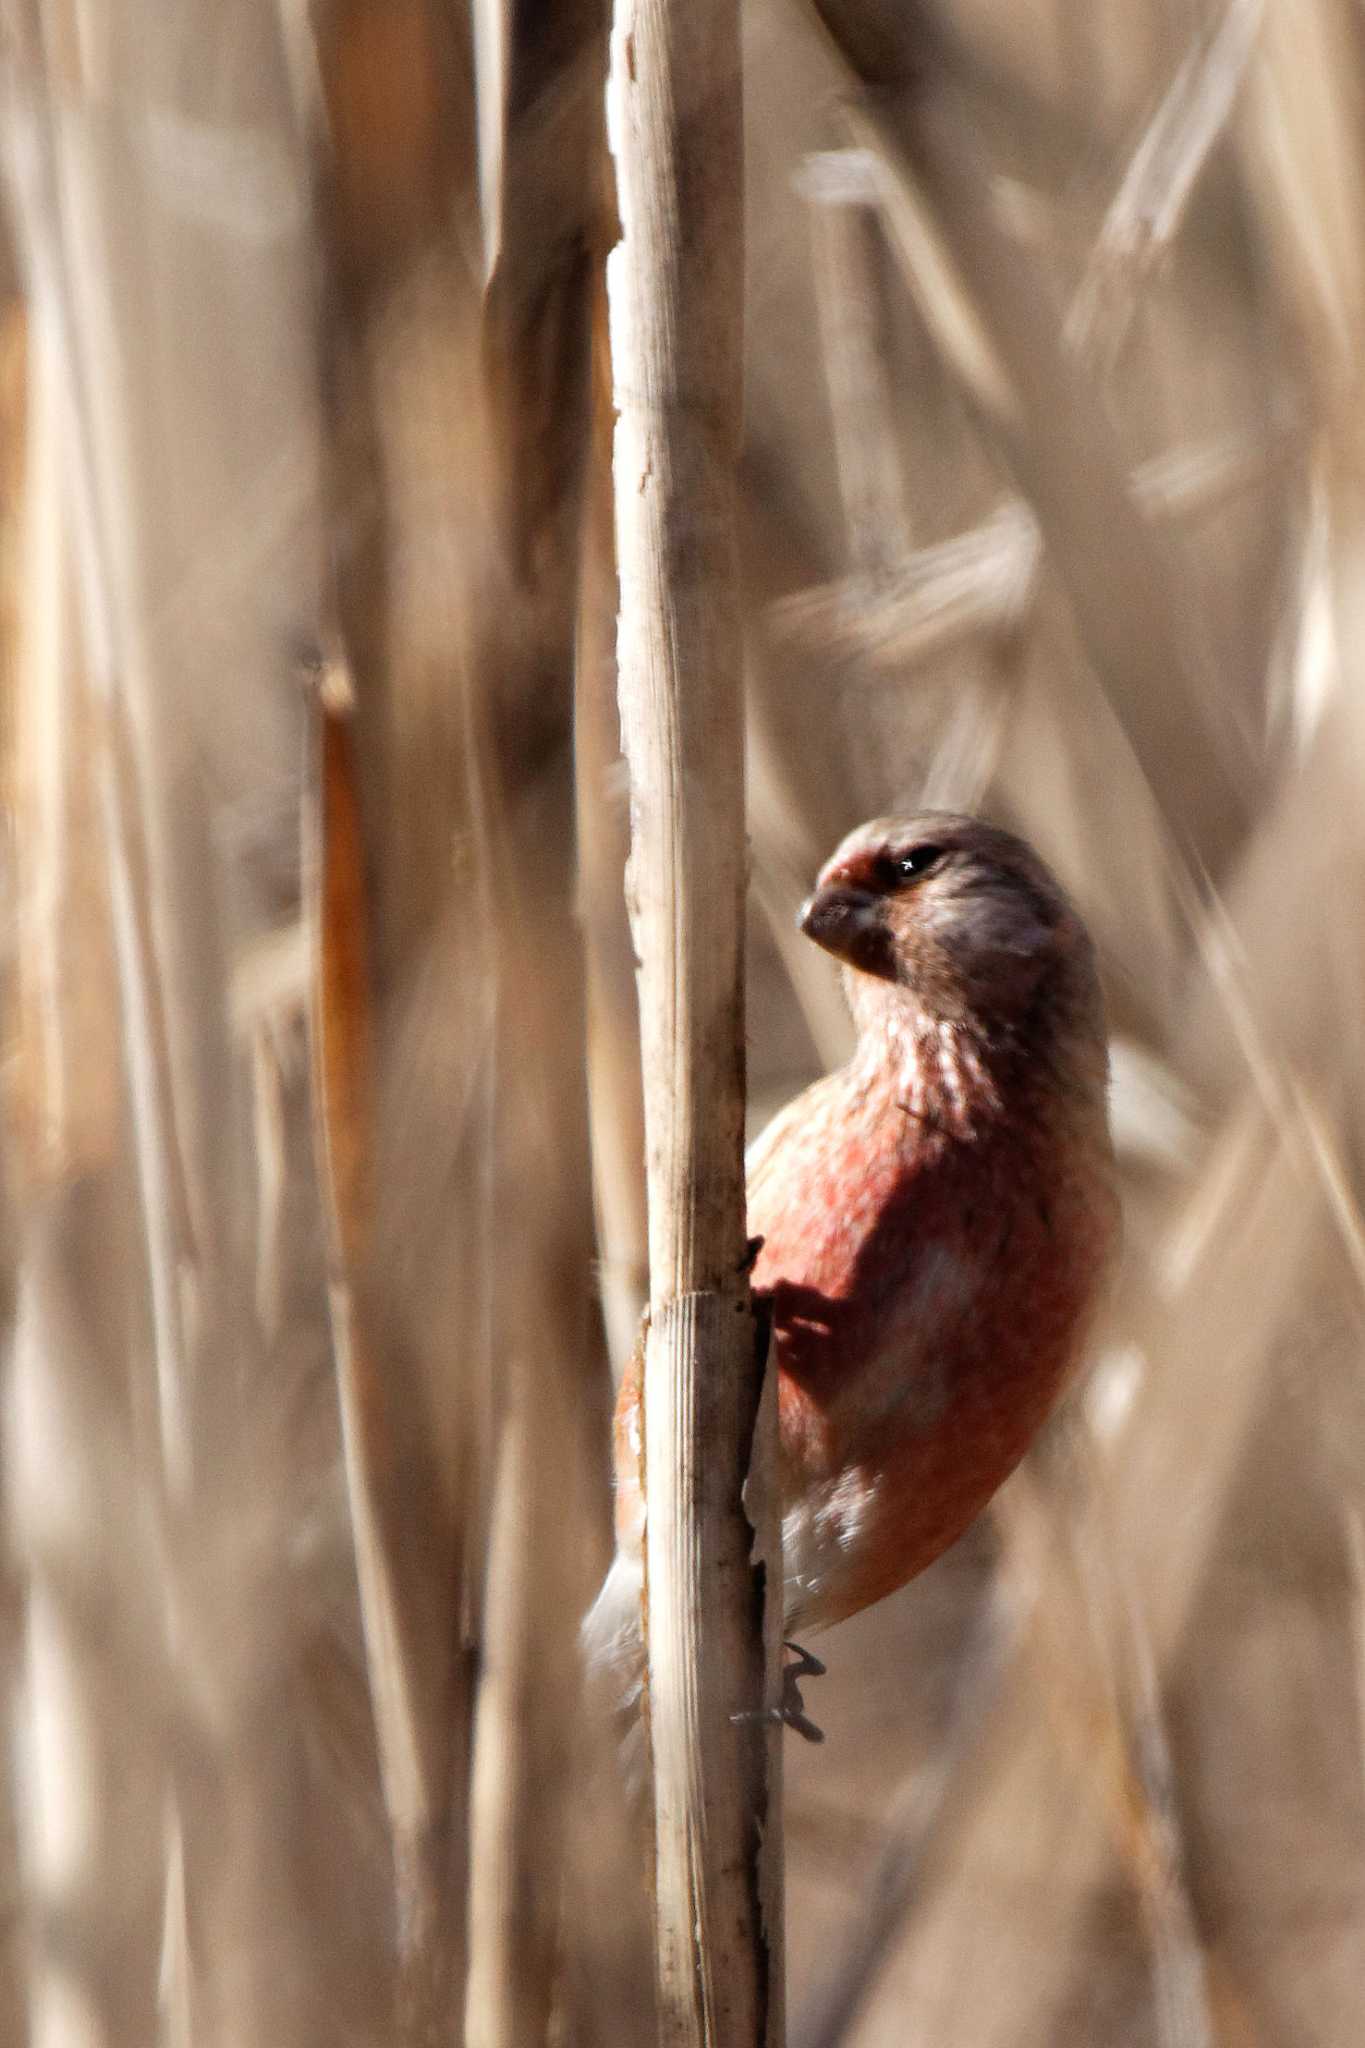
[{"x1": 2, "y1": 0, "x2": 1365, "y2": 2044}]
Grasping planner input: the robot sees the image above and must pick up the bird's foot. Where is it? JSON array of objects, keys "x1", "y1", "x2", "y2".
[
  {"x1": 779, "y1": 1640, "x2": 826, "y2": 1742},
  {"x1": 731, "y1": 1640, "x2": 826, "y2": 1744}
]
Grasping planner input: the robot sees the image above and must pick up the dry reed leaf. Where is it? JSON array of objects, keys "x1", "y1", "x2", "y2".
[
  {"x1": 5, "y1": 309, "x2": 119, "y2": 1189},
  {"x1": 4, "y1": 0, "x2": 1365, "y2": 2042}
]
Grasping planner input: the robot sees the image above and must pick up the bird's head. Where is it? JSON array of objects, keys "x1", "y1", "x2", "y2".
[{"x1": 800, "y1": 811, "x2": 1101, "y2": 1050}]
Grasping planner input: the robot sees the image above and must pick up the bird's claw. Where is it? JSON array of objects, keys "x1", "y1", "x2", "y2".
[
  {"x1": 731, "y1": 1640, "x2": 826, "y2": 1744},
  {"x1": 783, "y1": 1640, "x2": 826, "y2": 1682},
  {"x1": 780, "y1": 1640, "x2": 826, "y2": 1742},
  {"x1": 740, "y1": 1234, "x2": 765, "y2": 1274}
]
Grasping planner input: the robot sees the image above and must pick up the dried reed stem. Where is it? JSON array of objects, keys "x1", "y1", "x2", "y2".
[
  {"x1": 577, "y1": 276, "x2": 648, "y2": 1376},
  {"x1": 464, "y1": 12, "x2": 609, "y2": 2036},
  {"x1": 805, "y1": 154, "x2": 912, "y2": 588},
  {"x1": 307, "y1": 689, "x2": 463, "y2": 2042},
  {"x1": 606, "y1": 0, "x2": 782, "y2": 2040},
  {"x1": 7, "y1": 323, "x2": 122, "y2": 1220}
]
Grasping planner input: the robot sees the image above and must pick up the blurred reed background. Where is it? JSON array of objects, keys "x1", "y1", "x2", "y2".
[{"x1": 1, "y1": 0, "x2": 1364, "y2": 2042}]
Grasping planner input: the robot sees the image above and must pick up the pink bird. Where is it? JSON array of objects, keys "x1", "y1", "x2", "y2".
[{"x1": 586, "y1": 812, "x2": 1118, "y2": 1717}]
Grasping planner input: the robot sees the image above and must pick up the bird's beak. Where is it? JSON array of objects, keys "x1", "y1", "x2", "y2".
[{"x1": 798, "y1": 884, "x2": 893, "y2": 977}]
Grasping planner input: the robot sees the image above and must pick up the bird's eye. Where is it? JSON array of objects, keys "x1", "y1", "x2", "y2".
[{"x1": 894, "y1": 844, "x2": 946, "y2": 883}]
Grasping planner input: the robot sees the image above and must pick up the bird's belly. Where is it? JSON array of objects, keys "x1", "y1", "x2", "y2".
[
  {"x1": 781, "y1": 1465, "x2": 881, "y2": 1633},
  {"x1": 778, "y1": 1318, "x2": 1058, "y2": 1631},
  {"x1": 772, "y1": 1199, "x2": 1108, "y2": 1629}
]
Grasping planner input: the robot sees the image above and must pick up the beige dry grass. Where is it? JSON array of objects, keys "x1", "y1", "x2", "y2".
[{"x1": 3, "y1": 0, "x2": 1365, "y2": 2043}]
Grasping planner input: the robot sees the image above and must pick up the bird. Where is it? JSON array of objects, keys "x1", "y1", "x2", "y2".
[{"x1": 584, "y1": 810, "x2": 1118, "y2": 1724}]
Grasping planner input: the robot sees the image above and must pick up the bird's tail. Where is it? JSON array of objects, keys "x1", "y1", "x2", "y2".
[{"x1": 581, "y1": 1547, "x2": 646, "y2": 1712}]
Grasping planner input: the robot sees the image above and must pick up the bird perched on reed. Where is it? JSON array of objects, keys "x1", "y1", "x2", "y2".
[{"x1": 585, "y1": 811, "x2": 1118, "y2": 1719}]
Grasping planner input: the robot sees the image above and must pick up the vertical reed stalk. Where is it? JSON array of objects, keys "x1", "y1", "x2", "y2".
[{"x1": 606, "y1": 0, "x2": 783, "y2": 2041}]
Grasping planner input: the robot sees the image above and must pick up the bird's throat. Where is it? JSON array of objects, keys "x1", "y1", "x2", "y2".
[{"x1": 850, "y1": 995, "x2": 1003, "y2": 1144}]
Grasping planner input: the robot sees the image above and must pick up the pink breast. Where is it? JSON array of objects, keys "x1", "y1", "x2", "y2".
[{"x1": 752, "y1": 1118, "x2": 1114, "y2": 1626}]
